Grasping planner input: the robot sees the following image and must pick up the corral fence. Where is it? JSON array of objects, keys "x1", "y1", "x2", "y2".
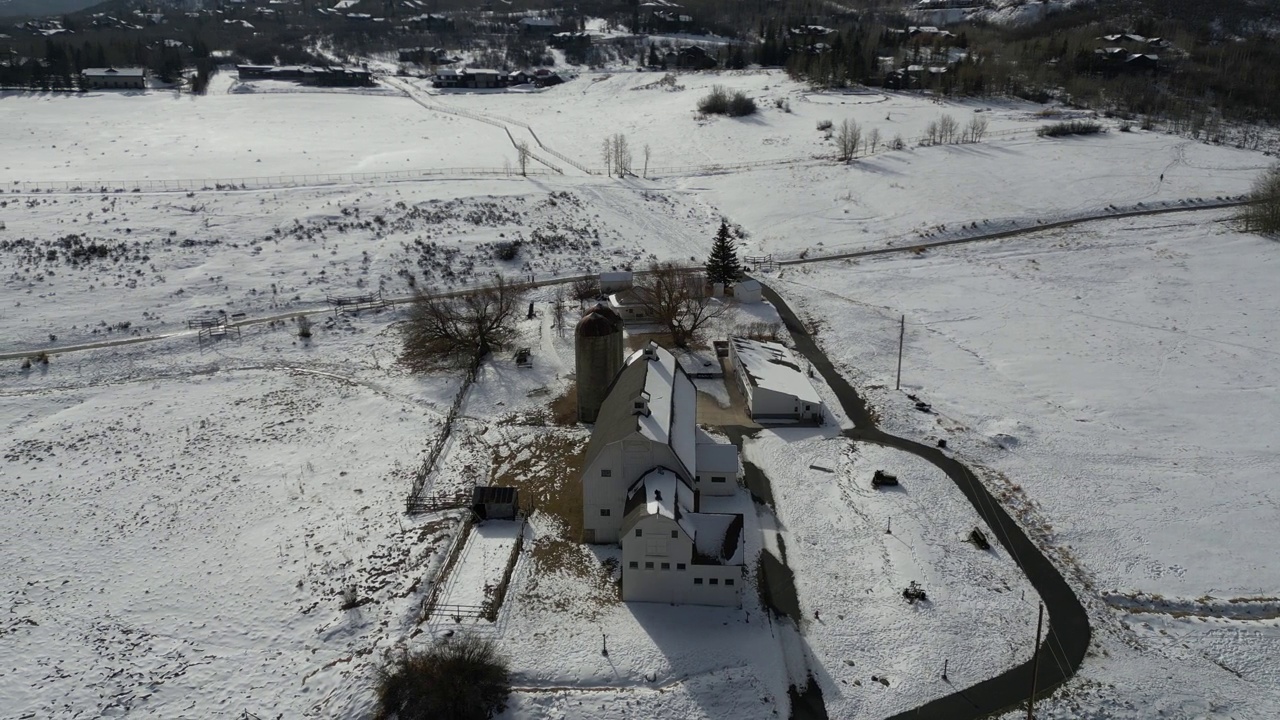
[
  {"x1": 405, "y1": 490, "x2": 471, "y2": 515},
  {"x1": 189, "y1": 315, "x2": 242, "y2": 347},
  {"x1": 326, "y1": 289, "x2": 390, "y2": 315},
  {"x1": 420, "y1": 513, "x2": 529, "y2": 623},
  {"x1": 405, "y1": 359, "x2": 480, "y2": 510},
  {"x1": 6, "y1": 166, "x2": 550, "y2": 195}
]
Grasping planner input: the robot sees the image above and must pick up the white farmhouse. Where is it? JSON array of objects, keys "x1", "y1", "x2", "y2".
[
  {"x1": 729, "y1": 337, "x2": 825, "y2": 423},
  {"x1": 581, "y1": 342, "x2": 744, "y2": 606}
]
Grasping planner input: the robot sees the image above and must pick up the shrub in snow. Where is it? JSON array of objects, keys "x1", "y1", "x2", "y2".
[
  {"x1": 697, "y1": 86, "x2": 757, "y2": 117},
  {"x1": 375, "y1": 633, "x2": 510, "y2": 720},
  {"x1": 493, "y1": 241, "x2": 520, "y2": 262},
  {"x1": 296, "y1": 314, "x2": 312, "y2": 339},
  {"x1": 1037, "y1": 120, "x2": 1103, "y2": 137},
  {"x1": 1238, "y1": 164, "x2": 1280, "y2": 234}
]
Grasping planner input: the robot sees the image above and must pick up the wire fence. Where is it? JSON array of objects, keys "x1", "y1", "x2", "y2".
[{"x1": 5, "y1": 166, "x2": 550, "y2": 195}]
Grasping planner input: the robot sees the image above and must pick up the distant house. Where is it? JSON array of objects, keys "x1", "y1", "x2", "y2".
[
  {"x1": 519, "y1": 16, "x2": 560, "y2": 34},
  {"x1": 663, "y1": 46, "x2": 717, "y2": 70},
  {"x1": 235, "y1": 64, "x2": 372, "y2": 87},
  {"x1": 581, "y1": 343, "x2": 744, "y2": 606},
  {"x1": 82, "y1": 67, "x2": 146, "y2": 90},
  {"x1": 729, "y1": 337, "x2": 825, "y2": 423},
  {"x1": 432, "y1": 68, "x2": 513, "y2": 89}
]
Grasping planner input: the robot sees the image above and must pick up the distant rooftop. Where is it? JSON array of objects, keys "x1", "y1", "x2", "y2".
[{"x1": 82, "y1": 67, "x2": 146, "y2": 78}]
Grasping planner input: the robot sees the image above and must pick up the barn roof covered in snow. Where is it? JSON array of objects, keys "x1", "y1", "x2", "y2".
[
  {"x1": 583, "y1": 343, "x2": 697, "y2": 478},
  {"x1": 730, "y1": 337, "x2": 821, "y2": 405}
]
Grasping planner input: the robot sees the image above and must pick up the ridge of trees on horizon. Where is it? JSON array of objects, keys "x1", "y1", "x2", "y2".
[{"x1": 4, "y1": 0, "x2": 1280, "y2": 126}]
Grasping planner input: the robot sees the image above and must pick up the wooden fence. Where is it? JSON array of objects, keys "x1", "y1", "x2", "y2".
[{"x1": 326, "y1": 289, "x2": 389, "y2": 315}]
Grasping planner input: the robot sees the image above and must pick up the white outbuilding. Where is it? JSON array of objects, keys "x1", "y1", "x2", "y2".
[
  {"x1": 734, "y1": 279, "x2": 762, "y2": 304},
  {"x1": 729, "y1": 337, "x2": 825, "y2": 423}
]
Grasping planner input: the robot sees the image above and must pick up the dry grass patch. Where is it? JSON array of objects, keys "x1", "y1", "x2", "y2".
[
  {"x1": 488, "y1": 428, "x2": 617, "y2": 615},
  {"x1": 548, "y1": 382, "x2": 578, "y2": 426}
]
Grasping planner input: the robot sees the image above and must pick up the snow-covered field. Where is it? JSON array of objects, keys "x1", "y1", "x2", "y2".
[
  {"x1": 1, "y1": 313, "x2": 469, "y2": 718},
  {"x1": 4, "y1": 65, "x2": 1279, "y2": 719},
  {"x1": 745, "y1": 432, "x2": 1039, "y2": 718},
  {"x1": 0, "y1": 87, "x2": 513, "y2": 183},
  {"x1": 770, "y1": 211, "x2": 1280, "y2": 718}
]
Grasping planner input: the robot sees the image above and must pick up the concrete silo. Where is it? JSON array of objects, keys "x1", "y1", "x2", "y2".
[{"x1": 575, "y1": 302, "x2": 625, "y2": 424}]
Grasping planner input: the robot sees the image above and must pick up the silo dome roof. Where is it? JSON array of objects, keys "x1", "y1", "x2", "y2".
[{"x1": 576, "y1": 302, "x2": 622, "y2": 337}]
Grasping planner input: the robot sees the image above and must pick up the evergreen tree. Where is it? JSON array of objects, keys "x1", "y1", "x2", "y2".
[{"x1": 705, "y1": 221, "x2": 743, "y2": 286}]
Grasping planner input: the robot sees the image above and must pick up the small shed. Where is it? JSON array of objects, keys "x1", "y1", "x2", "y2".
[
  {"x1": 472, "y1": 486, "x2": 519, "y2": 520},
  {"x1": 599, "y1": 271, "x2": 633, "y2": 294},
  {"x1": 734, "y1": 279, "x2": 762, "y2": 304}
]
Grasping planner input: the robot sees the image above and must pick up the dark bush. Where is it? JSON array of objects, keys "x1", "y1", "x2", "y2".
[
  {"x1": 1037, "y1": 120, "x2": 1104, "y2": 137},
  {"x1": 697, "y1": 85, "x2": 730, "y2": 115},
  {"x1": 727, "y1": 91, "x2": 757, "y2": 117},
  {"x1": 375, "y1": 634, "x2": 510, "y2": 720},
  {"x1": 697, "y1": 86, "x2": 757, "y2": 117},
  {"x1": 493, "y1": 241, "x2": 520, "y2": 262}
]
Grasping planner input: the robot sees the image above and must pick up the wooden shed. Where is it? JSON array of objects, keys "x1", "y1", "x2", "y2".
[{"x1": 472, "y1": 486, "x2": 519, "y2": 520}]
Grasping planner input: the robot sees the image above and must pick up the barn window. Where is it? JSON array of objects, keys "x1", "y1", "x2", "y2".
[
  {"x1": 694, "y1": 578, "x2": 703, "y2": 585},
  {"x1": 661, "y1": 563, "x2": 670, "y2": 570},
  {"x1": 645, "y1": 561, "x2": 654, "y2": 570},
  {"x1": 709, "y1": 578, "x2": 719, "y2": 585},
  {"x1": 635, "y1": 529, "x2": 642, "y2": 537},
  {"x1": 629, "y1": 561, "x2": 638, "y2": 569},
  {"x1": 676, "y1": 563, "x2": 686, "y2": 571},
  {"x1": 601, "y1": 469, "x2": 612, "y2": 477},
  {"x1": 725, "y1": 579, "x2": 735, "y2": 586},
  {"x1": 712, "y1": 476, "x2": 726, "y2": 483},
  {"x1": 670, "y1": 530, "x2": 678, "y2": 539}
]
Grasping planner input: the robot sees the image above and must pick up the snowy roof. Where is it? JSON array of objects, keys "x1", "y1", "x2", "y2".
[
  {"x1": 673, "y1": 347, "x2": 721, "y2": 377},
  {"x1": 684, "y1": 513, "x2": 744, "y2": 565},
  {"x1": 633, "y1": 467, "x2": 678, "y2": 519},
  {"x1": 519, "y1": 17, "x2": 559, "y2": 26},
  {"x1": 695, "y1": 442, "x2": 738, "y2": 476},
  {"x1": 730, "y1": 337, "x2": 821, "y2": 405},
  {"x1": 623, "y1": 467, "x2": 696, "y2": 526},
  {"x1": 582, "y1": 343, "x2": 697, "y2": 479},
  {"x1": 83, "y1": 67, "x2": 146, "y2": 78}
]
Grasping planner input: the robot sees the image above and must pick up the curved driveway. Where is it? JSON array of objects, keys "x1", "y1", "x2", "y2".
[{"x1": 759, "y1": 283, "x2": 1091, "y2": 720}]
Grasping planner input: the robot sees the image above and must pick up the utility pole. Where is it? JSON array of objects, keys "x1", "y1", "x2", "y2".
[
  {"x1": 1027, "y1": 603, "x2": 1044, "y2": 720},
  {"x1": 895, "y1": 314, "x2": 905, "y2": 390}
]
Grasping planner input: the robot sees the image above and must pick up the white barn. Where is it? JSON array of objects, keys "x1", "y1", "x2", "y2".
[
  {"x1": 729, "y1": 337, "x2": 825, "y2": 423},
  {"x1": 581, "y1": 342, "x2": 744, "y2": 606}
]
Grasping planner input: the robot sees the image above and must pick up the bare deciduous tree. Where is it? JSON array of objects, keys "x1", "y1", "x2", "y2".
[
  {"x1": 571, "y1": 275, "x2": 601, "y2": 300},
  {"x1": 399, "y1": 274, "x2": 530, "y2": 371},
  {"x1": 635, "y1": 262, "x2": 726, "y2": 347},
  {"x1": 924, "y1": 120, "x2": 939, "y2": 146},
  {"x1": 866, "y1": 127, "x2": 881, "y2": 154},
  {"x1": 836, "y1": 118, "x2": 862, "y2": 162},
  {"x1": 938, "y1": 114, "x2": 960, "y2": 144},
  {"x1": 553, "y1": 284, "x2": 567, "y2": 337},
  {"x1": 610, "y1": 134, "x2": 632, "y2": 176},
  {"x1": 1239, "y1": 163, "x2": 1280, "y2": 234},
  {"x1": 965, "y1": 115, "x2": 989, "y2": 143},
  {"x1": 601, "y1": 137, "x2": 613, "y2": 177},
  {"x1": 515, "y1": 141, "x2": 530, "y2": 176},
  {"x1": 643, "y1": 143, "x2": 652, "y2": 177}
]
